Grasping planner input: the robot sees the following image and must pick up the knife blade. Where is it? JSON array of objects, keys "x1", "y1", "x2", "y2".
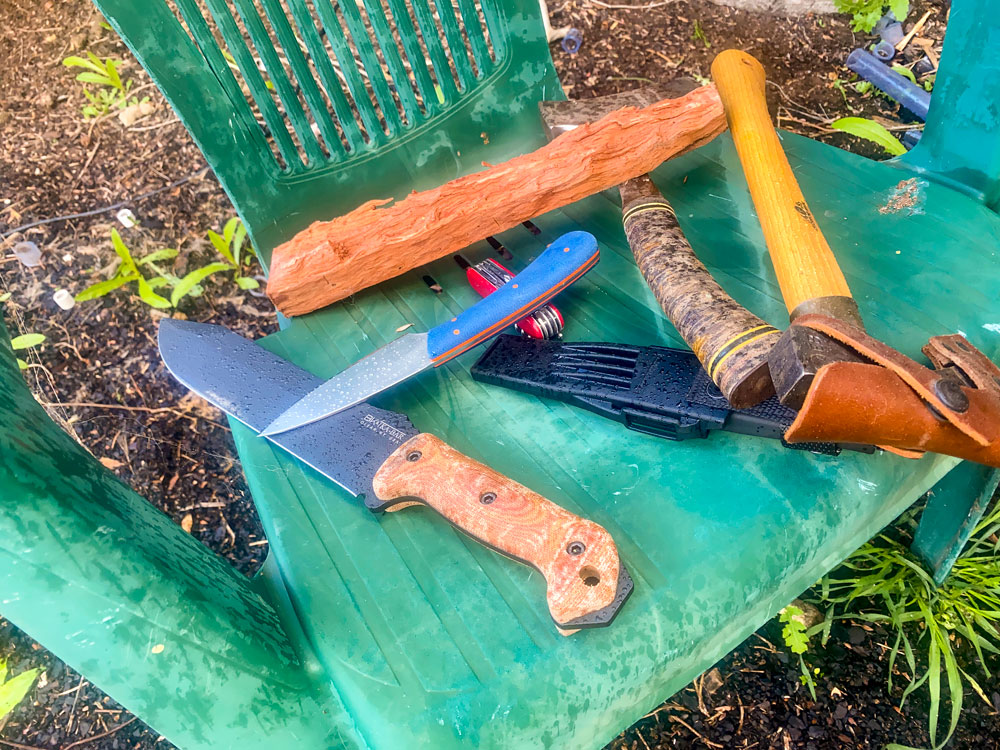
[
  {"x1": 158, "y1": 319, "x2": 632, "y2": 633},
  {"x1": 260, "y1": 230, "x2": 599, "y2": 436}
]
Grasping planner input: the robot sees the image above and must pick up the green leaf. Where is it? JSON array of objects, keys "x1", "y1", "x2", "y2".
[
  {"x1": 223, "y1": 217, "x2": 240, "y2": 245},
  {"x1": 830, "y1": 117, "x2": 907, "y2": 156},
  {"x1": 170, "y1": 263, "x2": 233, "y2": 306},
  {"x1": 207, "y1": 230, "x2": 237, "y2": 266},
  {"x1": 135, "y1": 276, "x2": 172, "y2": 309},
  {"x1": 17, "y1": 359, "x2": 28, "y2": 370},
  {"x1": 232, "y1": 222, "x2": 249, "y2": 265},
  {"x1": 779, "y1": 606, "x2": 810, "y2": 654},
  {"x1": 888, "y1": 0, "x2": 909, "y2": 24},
  {"x1": 10, "y1": 333, "x2": 46, "y2": 350},
  {"x1": 0, "y1": 660, "x2": 7, "y2": 684},
  {"x1": 75, "y1": 71, "x2": 114, "y2": 86},
  {"x1": 0, "y1": 292, "x2": 11, "y2": 303},
  {"x1": 137, "y1": 248, "x2": 179, "y2": 266},
  {"x1": 146, "y1": 277, "x2": 175, "y2": 290},
  {"x1": 75, "y1": 273, "x2": 134, "y2": 302},
  {"x1": 62, "y1": 55, "x2": 95, "y2": 69},
  {"x1": 235, "y1": 276, "x2": 260, "y2": 290},
  {"x1": 109, "y1": 229, "x2": 137, "y2": 270},
  {"x1": 891, "y1": 64, "x2": 917, "y2": 85},
  {"x1": 0, "y1": 668, "x2": 40, "y2": 720}
]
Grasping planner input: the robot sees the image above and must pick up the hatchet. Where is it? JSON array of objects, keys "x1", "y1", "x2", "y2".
[
  {"x1": 711, "y1": 50, "x2": 1000, "y2": 467},
  {"x1": 538, "y1": 81, "x2": 779, "y2": 408}
]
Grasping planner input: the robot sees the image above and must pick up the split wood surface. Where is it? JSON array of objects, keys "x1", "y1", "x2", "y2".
[{"x1": 267, "y1": 85, "x2": 727, "y2": 316}]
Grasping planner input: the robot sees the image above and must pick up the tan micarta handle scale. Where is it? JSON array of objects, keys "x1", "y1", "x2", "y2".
[
  {"x1": 711, "y1": 50, "x2": 853, "y2": 315},
  {"x1": 622, "y1": 175, "x2": 778, "y2": 408},
  {"x1": 372, "y1": 433, "x2": 630, "y2": 633}
]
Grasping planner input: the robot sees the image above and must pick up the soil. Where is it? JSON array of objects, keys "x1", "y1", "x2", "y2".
[{"x1": 0, "y1": 0, "x2": 984, "y2": 749}]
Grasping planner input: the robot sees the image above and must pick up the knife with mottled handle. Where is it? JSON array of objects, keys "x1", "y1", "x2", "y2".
[
  {"x1": 158, "y1": 320, "x2": 632, "y2": 633},
  {"x1": 260, "y1": 230, "x2": 599, "y2": 436}
]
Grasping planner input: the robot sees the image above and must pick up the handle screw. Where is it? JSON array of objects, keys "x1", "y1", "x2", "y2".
[
  {"x1": 934, "y1": 378, "x2": 969, "y2": 413},
  {"x1": 566, "y1": 541, "x2": 586, "y2": 556},
  {"x1": 480, "y1": 492, "x2": 496, "y2": 504},
  {"x1": 406, "y1": 451, "x2": 422, "y2": 462}
]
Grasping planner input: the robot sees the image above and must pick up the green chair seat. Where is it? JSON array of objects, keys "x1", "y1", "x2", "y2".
[{"x1": 3, "y1": 0, "x2": 1000, "y2": 747}]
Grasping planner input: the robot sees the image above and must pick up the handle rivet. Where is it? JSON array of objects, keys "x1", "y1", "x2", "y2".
[
  {"x1": 934, "y1": 378, "x2": 969, "y2": 412},
  {"x1": 406, "y1": 451, "x2": 422, "y2": 462},
  {"x1": 566, "y1": 541, "x2": 586, "y2": 556},
  {"x1": 480, "y1": 492, "x2": 496, "y2": 504}
]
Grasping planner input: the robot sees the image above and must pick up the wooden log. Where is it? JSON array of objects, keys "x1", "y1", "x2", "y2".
[{"x1": 267, "y1": 85, "x2": 727, "y2": 317}]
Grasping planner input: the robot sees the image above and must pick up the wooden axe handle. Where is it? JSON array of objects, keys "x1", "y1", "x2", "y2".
[{"x1": 711, "y1": 50, "x2": 853, "y2": 316}]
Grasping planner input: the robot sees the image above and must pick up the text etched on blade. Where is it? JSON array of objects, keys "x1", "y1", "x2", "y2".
[{"x1": 362, "y1": 414, "x2": 408, "y2": 445}]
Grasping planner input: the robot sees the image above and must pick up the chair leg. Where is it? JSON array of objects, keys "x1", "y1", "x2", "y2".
[{"x1": 911, "y1": 462, "x2": 1000, "y2": 585}]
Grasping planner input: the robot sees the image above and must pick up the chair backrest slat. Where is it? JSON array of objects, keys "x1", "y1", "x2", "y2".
[
  {"x1": 427, "y1": 0, "x2": 476, "y2": 90},
  {"x1": 195, "y1": 0, "x2": 306, "y2": 167},
  {"x1": 284, "y1": 0, "x2": 367, "y2": 152},
  {"x1": 230, "y1": 0, "x2": 328, "y2": 165},
  {"x1": 317, "y1": 0, "x2": 405, "y2": 136},
  {"x1": 256, "y1": 0, "x2": 349, "y2": 160},
  {"x1": 356, "y1": 0, "x2": 424, "y2": 122},
  {"x1": 381, "y1": 0, "x2": 442, "y2": 115},
  {"x1": 407, "y1": 0, "x2": 462, "y2": 103},
  {"x1": 172, "y1": 0, "x2": 276, "y2": 158},
  {"x1": 311, "y1": 0, "x2": 394, "y2": 142},
  {"x1": 455, "y1": 0, "x2": 492, "y2": 75}
]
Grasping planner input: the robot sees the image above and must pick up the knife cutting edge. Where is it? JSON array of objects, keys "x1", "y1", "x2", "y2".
[
  {"x1": 260, "y1": 230, "x2": 600, "y2": 437},
  {"x1": 157, "y1": 320, "x2": 632, "y2": 633}
]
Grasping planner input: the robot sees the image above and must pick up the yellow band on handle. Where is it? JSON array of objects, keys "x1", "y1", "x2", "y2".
[{"x1": 710, "y1": 50, "x2": 853, "y2": 314}]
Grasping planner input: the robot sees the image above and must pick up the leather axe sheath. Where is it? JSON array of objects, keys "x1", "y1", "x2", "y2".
[
  {"x1": 539, "y1": 81, "x2": 779, "y2": 408},
  {"x1": 785, "y1": 315, "x2": 1000, "y2": 468}
]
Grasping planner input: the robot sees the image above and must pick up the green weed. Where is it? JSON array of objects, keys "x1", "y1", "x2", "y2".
[
  {"x1": 811, "y1": 501, "x2": 1000, "y2": 749},
  {"x1": 0, "y1": 660, "x2": 40, "y2": 723},
  {"x1": 834, "y1": 0, "x2": 909, "y2": 33},
  {"x1": 76, "y1": 219, "x2": 259, "y2": 310},
  {"x1": 10, "y1": 333, "x2": 46, "y2": 371},
  {"x1": 830, "y1": 117, "x2": 906, "y2": 156},
  {"x1": 691, "y1": 20, "x2": 710, "y2": 48},
  {"x1": 778, "y1": 604, "x2": 825, "y2": 701},
  {"x1": 62, "y1": 52, "x2": 146, "y2": 118}
]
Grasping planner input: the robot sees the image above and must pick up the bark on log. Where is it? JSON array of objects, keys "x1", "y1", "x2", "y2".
[{"x1": 267, "y1": 84, "x2": 727, "y2": 317}]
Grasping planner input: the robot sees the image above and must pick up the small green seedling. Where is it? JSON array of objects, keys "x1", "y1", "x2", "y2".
[
  {"x1": 171, "y1": 217, "x2": 259, "y2": 306},
  {"x1": 833, "y1": 0, "x2": 909, "y2": 32},
  {"x1": 0, "y1": 660, "x2": 40, "y2": 723},
  {"x1": 62, "y1": 51, "x2": 145, "y2": 118},
  {"x1": 77, "y1": 220, "x2": 259, "y2": 310},
  {"x1": 778, "y1": 605, "x2": 825, "y2": 701},
  {"x1": 830, "y1": 117, "x2": 906, "y2": 156},
  {"x1": 76, "y1": 229, "x2": 176, "y2": 309},
  {"x1": 10, "y1": 333, "x2": 46, "y2": 371},
  {"x1": 691, "y1": 20, "x2": 710, "y2": 48}
]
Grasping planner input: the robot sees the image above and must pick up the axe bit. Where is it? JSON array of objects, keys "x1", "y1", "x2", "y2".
[{"x1": 539, "y1": 82, "x2": 780, "y2": 408}]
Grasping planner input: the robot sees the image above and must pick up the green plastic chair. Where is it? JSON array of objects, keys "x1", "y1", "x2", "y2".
[{"x1": 3, "y1": 0, "x2": 999, "y2": 746}]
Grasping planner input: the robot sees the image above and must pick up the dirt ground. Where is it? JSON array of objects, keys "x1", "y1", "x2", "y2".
[{"x1": 3, "y1": 0, "x2": 991, "y2": 748}]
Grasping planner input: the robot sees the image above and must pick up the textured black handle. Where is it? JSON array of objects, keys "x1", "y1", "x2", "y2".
[{"x1": 621, "y1": 175, "x2": 778, "y2": 408}]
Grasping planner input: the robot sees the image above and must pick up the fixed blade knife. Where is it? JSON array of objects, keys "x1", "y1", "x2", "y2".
[
  {"x1": 158, "y1": 319, "x2": 631, "y2": 633},
  {"x1": 260, "y1": 230, "x2": 599, "y2": 436}
]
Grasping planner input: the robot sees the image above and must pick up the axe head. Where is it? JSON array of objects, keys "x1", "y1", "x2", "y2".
[{"x1": 538, "y1": 80, "x2": 700, "y2": 141}]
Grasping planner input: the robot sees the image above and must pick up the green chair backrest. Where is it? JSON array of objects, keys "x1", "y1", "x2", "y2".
[{"x1": 95, "y1": 0, "x2": 561, "y2": 263}]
